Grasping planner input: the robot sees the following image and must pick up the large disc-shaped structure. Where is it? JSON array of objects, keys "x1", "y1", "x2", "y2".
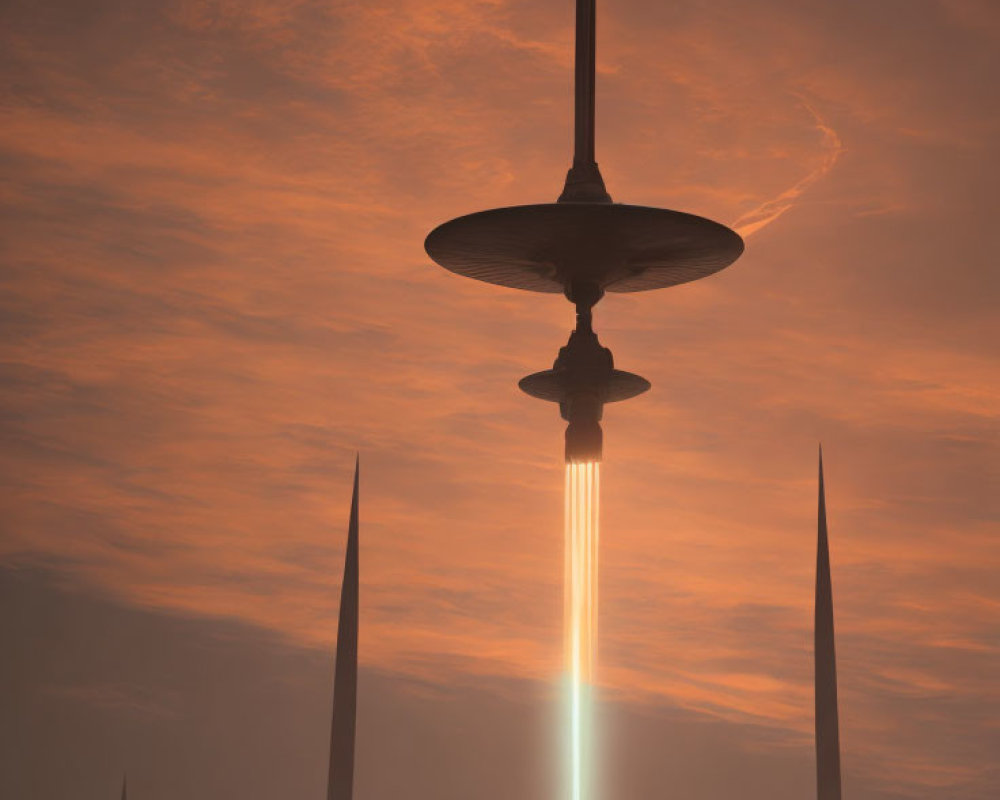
[
  {"x1": 519, "y1": 368, "x2": 650, "y2": 404},
  {"x1": 425, "y1": 202, "x2": 743, "y2": 294}
]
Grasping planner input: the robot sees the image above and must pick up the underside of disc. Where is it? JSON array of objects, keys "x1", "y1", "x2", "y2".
[
  {"x1": 519, "y1": 368, "x2": 651, "y2": 403},
  {"x1": 425, "y1": 202, "x2": 743, "y2": 294}
]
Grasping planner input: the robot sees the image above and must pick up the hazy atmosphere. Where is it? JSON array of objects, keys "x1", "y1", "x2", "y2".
[{"x1": 2, "y1": 1, "x2": 998, "y2": 798}]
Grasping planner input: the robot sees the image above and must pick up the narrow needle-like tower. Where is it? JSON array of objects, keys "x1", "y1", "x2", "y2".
[
  {"x1": 327, "y1": 457, "x2": 360, "y2": 800},
  {"x1": 816, "y1": 450, "x2": 843, "y2": 799}
]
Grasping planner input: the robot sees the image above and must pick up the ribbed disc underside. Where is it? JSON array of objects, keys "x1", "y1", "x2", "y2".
[
  {"x1": 519, "y1": 369, "x2": 651, "y2": 403},
  {"x1": 425, "y1": 203, "x2": 743, "y2": 294}
]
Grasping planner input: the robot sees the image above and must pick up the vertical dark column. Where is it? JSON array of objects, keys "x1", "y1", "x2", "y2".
[
  {"x1": 120, "y1": 774, "x2": 127, "y2": 800},
  {"x1": 574, "y1": 0, "x2": 597, "y2": 165},
  {"x1": 327, "y1": 456, "x2": 360, "y2": 800},
  {"x1": 815, "y1": 448, "x2": 843, "y2": 800},
  {"x1": 559, "y1": 0, "x2": 612, "y2": 203}
]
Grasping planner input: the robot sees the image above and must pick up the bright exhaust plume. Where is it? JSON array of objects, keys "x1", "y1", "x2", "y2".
[{"x1": 565, "y1": 461, "x2": 600, "y2": 800}]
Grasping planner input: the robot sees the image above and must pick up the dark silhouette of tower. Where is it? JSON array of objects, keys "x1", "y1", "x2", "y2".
[
  {"x1": 425, "y1": 0, "x2": 743, "y2": 463},
  {"x1": 815, "y1": 449, "x2": 843, "y2": 799},
  {"x1": 327, "y1": 457, "x2": 359, "y2": 800}
]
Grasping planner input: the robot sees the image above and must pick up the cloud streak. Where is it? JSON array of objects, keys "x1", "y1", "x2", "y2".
[{"x1": 733, "y1": 103, "x2": 844, "y2": 238}]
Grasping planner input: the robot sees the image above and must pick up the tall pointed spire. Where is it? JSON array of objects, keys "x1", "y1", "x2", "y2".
[
  {"x1": 327, "y1": 456, "x2": 360, "y2": 800},
  {"x1": 815, "y1": 447, "x2": 843, "y2": 800}
]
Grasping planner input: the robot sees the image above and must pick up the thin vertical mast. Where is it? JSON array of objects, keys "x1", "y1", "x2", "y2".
[
  {"x1": 327, "y1": 456, "x2": 360, "y2": 800},
  {"x1": 815, "y1": 448, "x2": 843, "y2": 800},
  {"x1": 559, "y1": 0, "x2": 612, "y2": 203},
  {"x1": 574, "y1": 0, "x2": 597, "y2": 165}
]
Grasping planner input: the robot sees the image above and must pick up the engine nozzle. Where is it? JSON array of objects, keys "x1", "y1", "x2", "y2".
[
  {"x1": 565, "y1": 418, "x2": 603, "y2": 463},
  {"x1": 519, "y1": 308, "x2": 649, "y2": 463}
]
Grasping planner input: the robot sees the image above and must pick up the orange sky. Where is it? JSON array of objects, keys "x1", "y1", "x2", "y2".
[{"x1": 1, "y1": 1, "x2": 998, "y2": 798}]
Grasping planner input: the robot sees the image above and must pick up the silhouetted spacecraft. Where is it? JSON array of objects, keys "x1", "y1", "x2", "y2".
[
  {"x1": 426, "y1": 0, "x2": 743, "y2": 462},
  {"x1": 815, "y1": 449, "x2": 843, "y2": 800},
  {"x1": 327, "y1": 457, "x2": 359, "y2": 800}
]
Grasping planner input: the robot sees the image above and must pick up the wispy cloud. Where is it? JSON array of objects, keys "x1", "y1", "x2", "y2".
[
  {"x1": 0, "y1": 1, "x2": 997, "y2": 797},
  {"x1": 734, "y1": 103, "x2": 844, "y2": 237}
]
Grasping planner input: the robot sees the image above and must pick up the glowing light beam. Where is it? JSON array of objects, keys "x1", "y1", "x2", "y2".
[{"x1": 565, "y1": 461, "x2": 600, "y2": 800}]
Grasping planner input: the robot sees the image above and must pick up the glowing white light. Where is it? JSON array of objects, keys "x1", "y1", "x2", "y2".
[{"x1": 565, "y1": 461, "x2": 599, "y2": 800}]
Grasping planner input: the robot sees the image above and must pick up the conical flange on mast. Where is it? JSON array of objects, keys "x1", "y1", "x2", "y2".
[
  {"x1": 425, "y1": 0, "x2": 743, "y2": 462},
  {"x1": 559, "y1": 0, "x2": 611, "y2": 203}
]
